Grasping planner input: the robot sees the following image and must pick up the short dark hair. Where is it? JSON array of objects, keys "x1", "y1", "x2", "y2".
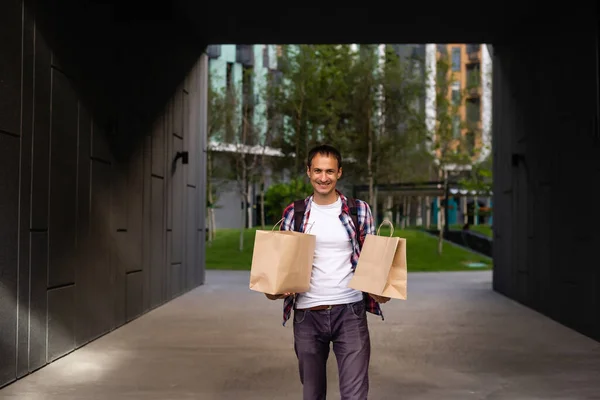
[{"x1": 307, "y1": 144, "x2": 342, "y2": 169}]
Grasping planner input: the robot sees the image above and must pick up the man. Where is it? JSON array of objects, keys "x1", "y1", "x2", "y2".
[{"x1": 266, "y1": 144, "x2": 389, "y2": 399}]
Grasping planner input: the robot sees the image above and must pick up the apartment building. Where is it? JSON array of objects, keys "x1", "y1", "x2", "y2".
[
  {"x1": 205, "y1": 44, "x2": 286, "y2": 229},
  {"x1": 436, "y1": 43, "x2": 492, "y2": 163}
]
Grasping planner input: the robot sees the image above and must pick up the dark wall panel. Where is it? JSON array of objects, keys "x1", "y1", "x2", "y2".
[
  {"x1": 0, "y1": 0, "x2": 207, "y2": 389},
  {"x1": 0, "y1": 134, "x2": 20, "y2": 386},
  {"x1": 0, "y1": 0, "x2": 22, "y2": 136},
  {"x1": 29, "y1": 232, "x2": 48, "y2": 372},
  {"x1": 493, "y1": 18, "x2": 600, "y2": 342},
  {"x1": 48, "y1": 69, "x2": 79, "y2": 288},
  {"x1": 16, "y1": 4, "x2": 36, "y2": 378},
  {"x1": 151, "y1": 116, "x2": 165, "y2": 177},
  {"x1": 47, "y1": 286, "x2": 76, "y2": 362},
  {"x1": 30, "y1": 31, "x2": 52, "y2": 231},
  {"x1": 75, "y1": 105, "x2": 91, "y2": 347},
  {"x1": 91, "y1": 122, "x2": 112, "y2": 163},
  {"x1": 89, "y1": 160, "x2": 114, "y2": 337},
  {"x1": 142, "y1": 135, "x2": 152, "y2": 312},
  {"x1": 171, "y1": 263, "x2": 183, "y2": 298},
  {"x1": 186, "y1": 187, "x2": 198, "y2": 291},
  {"x1": 150, "y1": 176, "x2": 165, "y2": 308},
  {"x1": 126, "y1": 271, "x2": 143, "y2": 321},
  {"x1": 113, "y1": 231, "x2": 127, "y2": 329},
  {"x1": 172, "y1": 137, "x2": 184, "y2": 264},
  {"x1": 126, "y1": 149, "x2": 144, "y2": 273}
]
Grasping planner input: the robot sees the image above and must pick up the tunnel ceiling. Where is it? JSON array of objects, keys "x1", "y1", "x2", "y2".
[
  {"x1": 173, "y1": 2, "x2": 586, "y2": 44},
  {"x1": 29, "y1": 0, "x2": 593, "y2": 135}
]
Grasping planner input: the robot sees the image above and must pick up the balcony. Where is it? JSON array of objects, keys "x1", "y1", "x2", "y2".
[
  {"x1": 236, "y1": 45, "x2": 254, "y2": 67},
  {"x1": 467, "y1": 51, "x2": 480, "y2": 63},
  {"x1": 206, "y1": 45, "x2": 221, "y2": 59},
  {"x1": 467, "y1": 86, "x2": 482, "y2": 98}
]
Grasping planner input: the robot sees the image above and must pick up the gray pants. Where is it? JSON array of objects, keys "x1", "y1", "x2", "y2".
[{"x1": 293, "y1": 300, "x2": 371, "y2": 399}]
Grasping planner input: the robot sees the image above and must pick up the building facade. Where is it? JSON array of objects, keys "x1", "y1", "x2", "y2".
[
  {"x1": 435, "y1": 43, "x2": 492, "y2": 163},
  {"x1": 206, "y1": 44, "x2": 286, "y2": 229}
]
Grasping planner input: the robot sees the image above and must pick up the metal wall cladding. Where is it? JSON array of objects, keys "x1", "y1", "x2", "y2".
[
  {"x1": 492, "y1": 37, "x2": 600, "y2": 343},
  {"x1": 0, "y1": 0, "x2": 206, "y2": 388}
]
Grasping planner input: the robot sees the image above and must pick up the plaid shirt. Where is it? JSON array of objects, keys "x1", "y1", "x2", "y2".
[{"x1": 279, "y1": 190, "x2": 384, "y2": 326}]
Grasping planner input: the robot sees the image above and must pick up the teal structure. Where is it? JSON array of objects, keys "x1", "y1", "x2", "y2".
[{"x1": 431, "y1": 197, "x2": 458, "y2": 226}]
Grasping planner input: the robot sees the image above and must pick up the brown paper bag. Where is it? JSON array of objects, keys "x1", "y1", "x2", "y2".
[
  {"x1": 249, "y1": 220, "x2": 316, "y2": 295},
  {"x1": 348, "y1": 220, "x2": 407, "y2": 300}
]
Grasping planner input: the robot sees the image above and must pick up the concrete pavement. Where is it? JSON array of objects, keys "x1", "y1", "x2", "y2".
[{"x1": 1, "y1": 270, "x2": 600, "y2": 399}]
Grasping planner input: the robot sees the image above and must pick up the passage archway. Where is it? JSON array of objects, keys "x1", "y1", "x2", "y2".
[{"x1": 0, "y1": 0, "x2": 598, "y2": 389}]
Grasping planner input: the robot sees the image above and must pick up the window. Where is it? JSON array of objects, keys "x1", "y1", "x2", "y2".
[
  {"x1": 242, "y1": 65, "x2": 255, "y2": 142},
  {"x1": 466, "y1": 44, "x2": 480, "y2": 54},
  {"x1": 452, "y1": 81, "x2": 461, "y2": 105},
  {"x1": 225, "y1": 62, "x2": 234, "y2": 142},
  {"x1": 466, "y1": 131, "x2": 476, "y2": 154},
  {"x1": 467, "y1": 65, "x2": 481, "y2": 88},
  {"x1": 206, "y1": 45, "x2": 221, "y2": 59},
  {"x1": 466, "y1": 99, "x2": 481, "y2": 123},
  {"x1": 451, "y1": 47, "x2": 461, "y2": 71},
  {"x1": 226, "y1": 62, "x2": 233, "y2": 92},
  {"x1": 236, "y1": 45, "x2": 254, "y2": 67},
  {"x1": 452, "y1": 116, "x2": 461, "y2": 138},
  {"x1": 263, "y1": 46, "x2": 270, "y2": 69}
]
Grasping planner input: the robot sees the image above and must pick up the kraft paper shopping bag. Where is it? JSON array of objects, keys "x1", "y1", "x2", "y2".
[
  {"x1": 249, "y1": 220, "x2": 316, "y2": 295},
  {"x1": 348, "y1": 219, "x2": 407, "y2": 300}
]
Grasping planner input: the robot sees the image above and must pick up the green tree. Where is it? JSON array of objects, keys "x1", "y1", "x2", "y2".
[
  {"x1": 274, "y1": 45, "x2": 356, "y2": 175},
  {"x1": 345, "y1": 45, "x2": 431, "y2": 224},
  {"x1": 432, "y1": 51, "x2": 473, "y2": 254},
  {"x1": 459, "y1": 151, "x2": 493, "y2": 194},
  {"x1": 263, "y1": 178, "x2": 313, "y2": 223},
  {"x1": 206, "y1": 81, "x2": 230, "y2": 243}
]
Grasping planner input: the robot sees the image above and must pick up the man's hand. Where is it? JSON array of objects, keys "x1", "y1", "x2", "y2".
[
  {"x1": 265, "y1": 292, "x2": 294, "y2": 300},
  {"x1": 369, "y1": 293, "x2": 390, "y2": 304}
]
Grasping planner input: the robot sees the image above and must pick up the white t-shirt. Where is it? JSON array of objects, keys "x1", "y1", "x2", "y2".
[{"x1": 295, "y1": 197, "x2": 364, "y2": 309}]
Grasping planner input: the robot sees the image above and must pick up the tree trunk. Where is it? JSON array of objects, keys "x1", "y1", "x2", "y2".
[
  {"x1": 385, "y1": 195, "x2": 393, "y2": 224},
  {"x1": 406, "y1": 197, "x2": 411, "y2": 228},
  {"x1": 373, "y1": 187, "x2": 379, "y2": 229},
  {"x1": 246, "y1": 184, "x2": 253, "y2": 229},
  {"x1": 260, "y1": 176, "x2": 266, "y2": 229},
  {"x1": 367, "y1": 107, "x2": 376, "y2": 225},
  {"x1": 416, "y1": 196, "x2": 423, "y2": 226},
  {"x1": 210, "y1": 209, "x2": 216, "y2": 241},
  {"x1": 437, "y1": 207, "x2": 444, "y2": 255},
  {"x1": 207, "y1": 150, "x2": 215, "y2": 243},
  {"x1": 425, "y1": 196, "x2": 431, "y2": 228},
  {"x1": 437, "y1": 170, "x2": 448, "y2": 255},
  {"x1": 239, "y1": 162, "x2": 247, "y2": 252},
  {"x1": 474, "y1": 195, "x2": 479, "y2": 225}
]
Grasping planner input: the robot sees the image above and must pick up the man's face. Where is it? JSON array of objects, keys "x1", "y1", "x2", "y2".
[{"x1": 306, "y1": 153, "x2": 342, "y2": 197}]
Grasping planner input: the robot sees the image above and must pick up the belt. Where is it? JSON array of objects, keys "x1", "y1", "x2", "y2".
[{"x1": 297, "y1": 304, "x2": 343, "y2": 311}]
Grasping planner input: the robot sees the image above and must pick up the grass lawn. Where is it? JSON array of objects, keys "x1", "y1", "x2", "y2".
[
  {"x1": 469, "y1": 224, "x2": 493, "y2": 238},
  {"x1": 428, "y1": 223, "x2": 493, "y2": 238},
  {"x1": 206, "y1": 226, "x2": 492, "y2": 272}
]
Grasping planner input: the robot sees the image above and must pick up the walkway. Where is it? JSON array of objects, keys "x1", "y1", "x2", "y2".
[{"x1": 2, "y1": 270, "x2": 600, "y2": 399}]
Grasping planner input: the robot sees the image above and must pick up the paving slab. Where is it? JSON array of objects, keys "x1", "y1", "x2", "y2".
[{"x1": 1, "y1": 270, "x2": 600, "y2": 399}]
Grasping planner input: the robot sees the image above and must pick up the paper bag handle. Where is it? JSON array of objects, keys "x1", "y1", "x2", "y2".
[
  {"x1": 271, "y1": 218, "x2": 284, "y2": 231},
  {"x1": 376, "y1": 219, "x2": 395, "y2": 237},
  {"x1": 271, "y1": 217, "x2": 315, "y2": 233}
]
